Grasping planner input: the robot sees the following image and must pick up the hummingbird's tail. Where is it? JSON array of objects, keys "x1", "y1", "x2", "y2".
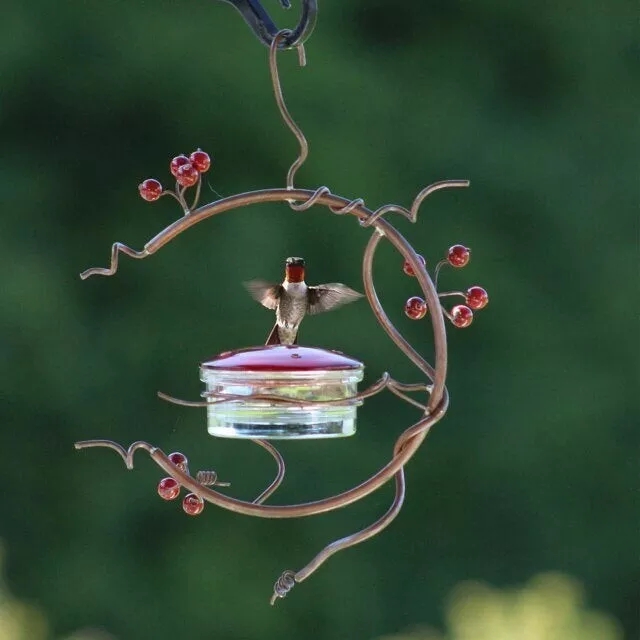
[
  {"x1": 265, "y1": 323, "x2": 298, "y2": 346},
  {"x1": 265, "y1": 323, "x2": 280, "y2": 345}
]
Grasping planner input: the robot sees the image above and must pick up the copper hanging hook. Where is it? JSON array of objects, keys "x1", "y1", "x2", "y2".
[{"x1": 216, "y1": 0, "x2": 318, "y2": 48}]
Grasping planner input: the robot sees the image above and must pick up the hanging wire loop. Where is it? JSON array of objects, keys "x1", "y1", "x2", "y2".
[{"x1": 216, "y1": 0, "x2": 318, "y2": 48}]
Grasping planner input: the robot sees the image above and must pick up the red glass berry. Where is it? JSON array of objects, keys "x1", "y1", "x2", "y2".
[
  {"x1": 138, "y1": 178, "x2": 163, "y2": 202},
  {"x1": 170, "y1": 155, "x2": 190, "y2": 178},
  {"x1": 157, "y1": 477, "x2": 180, "y2": 501},
  {"x1": 451, "y1": 304, "x2": 473, "y2": 328},
  {"x1": 402, "y1": 254, "x2": 426, "y2": 277},
  {"x1": 447, "y1": 244, "x2": 471, "y2": 268},
  {"x1": 465, "y1": 286, "x2": 489, "y2": 310},
  {"x1": 182, "y1": 493, "x2": 204, "y2": 516},
  {"x1": 404, "y1": 296, "x2": 428, "y2": 320},
  {"x1": 189, "y1": 149, "x2": 211, "y2": 173},
  {"x1": 168, "y1": 451, "x2": 188, "y2": 472},
  {"x1": 176, "y1": 163, "x2": 199, "y2": 187}
]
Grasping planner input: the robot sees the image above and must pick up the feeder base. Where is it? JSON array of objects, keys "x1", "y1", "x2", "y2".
[{"x1": 207, "y1": 407, "x2": 356, "y2": 439}]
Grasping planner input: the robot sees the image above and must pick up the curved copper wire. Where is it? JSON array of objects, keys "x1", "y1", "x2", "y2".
[
  {"x1": 76, "y1": 32, "x2": 469, "y2": 602},
  {"x1": 75, "y1": 399, "x2": 446, "y2": 517},
  {"x1": 269, "y1": 31, "x2": 308, "y2": 189},
  {"x1": 157, "y1": 372, "x2": 428, "y2": 411},
  {"x1": 251, "y1": 439, "x2": 286, "y2": 504}
]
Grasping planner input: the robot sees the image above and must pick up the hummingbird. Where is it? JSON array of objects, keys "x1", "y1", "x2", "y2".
[{"x1": 244, "y1": 257, "x2": 363, "y2": 345}]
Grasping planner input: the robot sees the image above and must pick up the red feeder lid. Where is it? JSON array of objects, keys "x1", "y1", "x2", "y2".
[{"x1": 201, "y1": 345, "x2": 363, "y2": 372}]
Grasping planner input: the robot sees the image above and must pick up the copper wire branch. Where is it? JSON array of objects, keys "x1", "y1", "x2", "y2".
[
  {"x1": 76, "y1": 31, "x2": 469, "y2": 604},
  {"x1": 157, "y1": 372, "x2": 432, "y2": 412}
]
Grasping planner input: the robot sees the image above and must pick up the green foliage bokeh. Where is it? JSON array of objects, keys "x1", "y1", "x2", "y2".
[{"x1": 0, "y1": 1, "x2": 636, "y2": 638}]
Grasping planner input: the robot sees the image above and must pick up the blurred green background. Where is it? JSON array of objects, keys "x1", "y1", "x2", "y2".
[{"x1": 0, "y1": 0, "x2": 637, "y2": 638}]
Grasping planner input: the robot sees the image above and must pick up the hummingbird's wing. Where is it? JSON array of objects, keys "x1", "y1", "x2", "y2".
[
  {"x1": 243, "y1": 280, "x2": 283, "y2": 310},
  {"x1": 307, "y1": 284, "x2": 364, "y2": 315}
]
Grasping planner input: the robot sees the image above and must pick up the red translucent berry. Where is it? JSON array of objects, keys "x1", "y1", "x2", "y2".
[
  {"x1": 170, "y1": 154, "x2": 190, "y2": 177},
  {"x1": 189, "y1": 149, "x2": 211, "y2": 173},
  {"x1": 447, "y1": 244, "x2": 471, "y2": 268},
  {"x1": 465, "y1": 286, "x2": 489, "y2": 310},
  {"x1": 168, "y1": 451, "x2": 188, "y2": 472},
  {"x1": 157, "y1": 477, "x2": 180, "y2": 501},
  {"x1": 402, "y1": 254, "x2": 426, "y2": 277},
  {"x1": 138, "y1": 178, "x2": 163, "y2": 202},
  {"x1": 176, "y1": 163, "x2": 199, "y2": 187},
  {"x1": 182, "y1": 493, "x2": 204, "y2": 516},
  {"x1": 451, "y1": 304, "x2": 473, "y2": 328},
  {"x1": 404, "y1": 296, "x2": 428, "y2": 320}
]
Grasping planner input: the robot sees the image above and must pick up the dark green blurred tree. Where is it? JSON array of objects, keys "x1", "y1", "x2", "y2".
[{"x1": 0, "y1": 1, "x2": 636, "y2": 638}]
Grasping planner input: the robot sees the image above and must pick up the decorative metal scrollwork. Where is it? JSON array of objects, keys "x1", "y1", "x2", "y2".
[{"x1": 76, "y1": 22, "x2": 488, "y2": 605}]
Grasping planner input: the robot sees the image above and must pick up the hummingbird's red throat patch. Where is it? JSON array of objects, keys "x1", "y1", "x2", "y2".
[{"x1": 285, "y1": 264, "x2": 305, "y2": 283}]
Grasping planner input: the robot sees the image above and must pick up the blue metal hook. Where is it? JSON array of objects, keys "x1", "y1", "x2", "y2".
[{"x1": 216, "y1": 0, "x2": 318, "y2": 48}]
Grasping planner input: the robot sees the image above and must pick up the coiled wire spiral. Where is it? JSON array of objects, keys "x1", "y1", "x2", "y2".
[{"x1": 270, "y1": 570, "x2": 297, "y2": 605}]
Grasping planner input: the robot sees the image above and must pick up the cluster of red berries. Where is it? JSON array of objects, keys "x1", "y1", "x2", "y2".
[
  {"x1": 138, "y1": 149, "x2": 212, "y2": 202},
  {"x1": 157, "y1": 451, "x2": 205, "y2": 516},
  {"x1": 402, "y1": 244, "x2": 489, "y2": 328}
]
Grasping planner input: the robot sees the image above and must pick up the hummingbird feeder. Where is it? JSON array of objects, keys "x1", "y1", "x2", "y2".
[
  {"x1": 200, "y1": 345, "x2": 364, "y2": 439},
  {"x1": 75, "y1": 0, "x2": 489, "y2": 605}
]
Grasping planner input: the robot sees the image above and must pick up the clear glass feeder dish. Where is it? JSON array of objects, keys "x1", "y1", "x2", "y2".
[{"x1": 200, "y1": 345, "x2": 364, "y2": 439}]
